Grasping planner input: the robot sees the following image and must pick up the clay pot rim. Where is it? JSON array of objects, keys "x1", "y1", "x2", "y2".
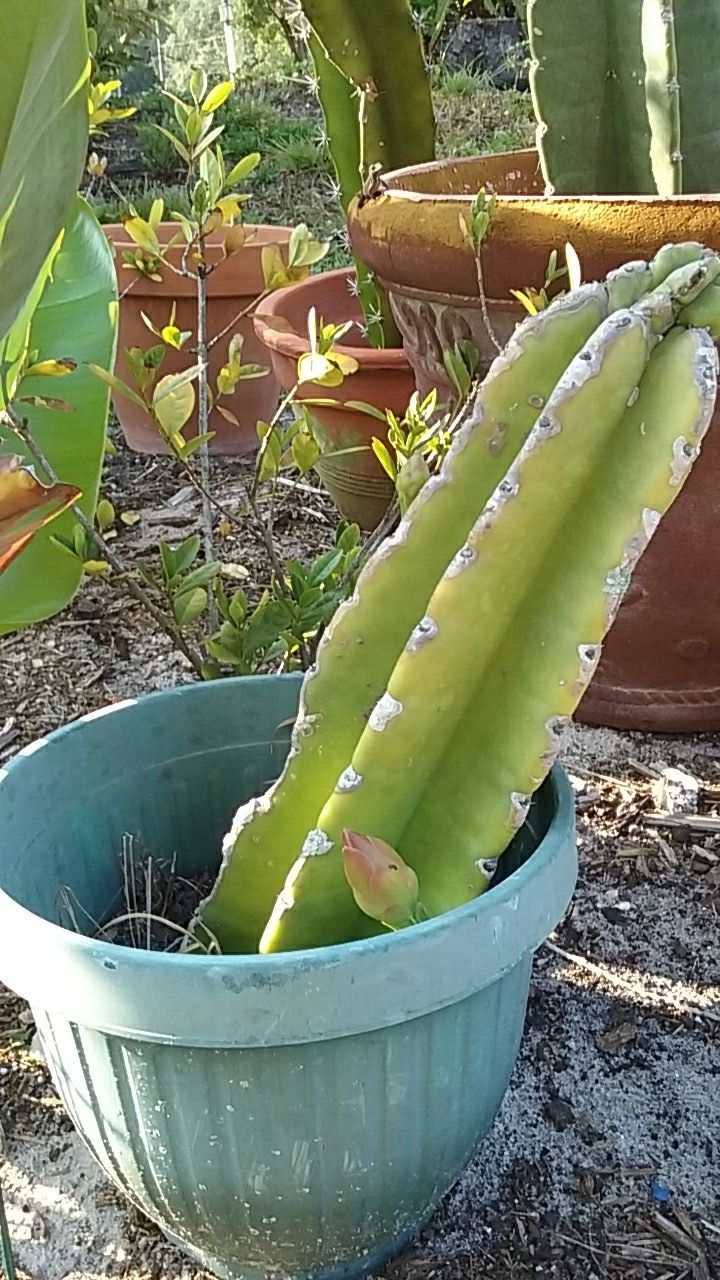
[
  {"x1": 378, "y1": 148, "x2": 720, "y2": 208},
  {"x1": 254, "y1": 267, "x2": 411, "y2": 366},
  {"x1": 102, "y1": 220, "x2": 294, "y2": 251}
]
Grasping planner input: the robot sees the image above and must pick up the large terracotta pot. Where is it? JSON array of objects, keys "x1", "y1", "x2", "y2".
[
  {"x1": 104, "y1": 222, "x2": 292, "y2": 455},
  {"x1": 254, "y1": 267, "x2": 416, "y2": 529},
  {"x1": 348, "y1": 150, "x2": 720, "y2": 732}
]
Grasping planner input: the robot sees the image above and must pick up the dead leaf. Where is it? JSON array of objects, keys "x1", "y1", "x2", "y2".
[{"x1": 0, "y1": 456, "x2": 80, "y2": 572}]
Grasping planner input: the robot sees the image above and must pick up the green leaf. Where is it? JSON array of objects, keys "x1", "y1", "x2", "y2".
[
  {"x1": 190, "y1": 68, "x2": 208, "y2": 105},
  {"x1": 371, "y1": 437, "x2": 397, "y2": 481},
  {"x1": 291, "y1": 431, "x2": 320, "y2": 475},
  {"x1": 0, "y1": 0, "x2": 89, "y2": 342},
  {"x1": 0, "y1": 198, "x2": 117, "y2": 632},
  {"x1": 288, "y1": 223, "x2": 310, "y2": 267},
  {"x1": 152, "y1": 376, "x2": 195, "y2": 437},
  {"x1": 179, "y1": 431, "x2": 215, "y2": 459},
  {"x1": 173, "y1": 585, "x2": 208, "y2": 627},
  {"x1": 95, "y1": 498, "x2": 115, "y2": 531},
  {"x1": 344, "y1": 399, "x2": 391, "y2": 423},
  {"x1": 202, "y1": 81, "x2": 233, "y2": 114},
  {"x1": 185, "y1": 108, "x2": 205, "y2": 148},
  {"x1": 123, "y1": 217, "x2": 160, "y2": 256},
  {"x1": 159, "y1": 540, "x2": 177, "y2": 582},
  {"x1": 193, "y1": 125, "x2": 225, "y2": 161},
  {"x1": 170, "y1": 534, "x2": 201, "y2": 578},
  {"x1": 180, "y1": 561, "x2": 221, "y2": 592},
  {"x1": 153, "y1": 364, "x2": 202, "y2": 402},
  {"x1": 87, "y1": 362, "x2": 146, "y2": 409},
  {"x1": 225, "y1": 152, "x2": 262, "y2": 187},
  {"x1": 153, "y1": 124, "x2": 191, "y2": 166},
  {"x1": 297, "y1": 352, "x2": 344, "y2": 387}
]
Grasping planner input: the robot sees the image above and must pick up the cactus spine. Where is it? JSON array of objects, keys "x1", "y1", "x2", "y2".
[
  {"x1": 300, "y1": 0, "x2": 436, "y2": 345},
  {"x1": 199, "y1": 246, "x2": 720, "y2": 954},
  {"x1": 529, "y1": 0, "x2": 720, "y2": 196}
]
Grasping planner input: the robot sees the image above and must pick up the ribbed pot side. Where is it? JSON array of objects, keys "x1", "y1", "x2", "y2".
[
  {"x1": 0, "y1": 677, "x2": 576, "y2": 1280},
  {"x1": 104, "y1": 223, "x2": 293, "y2": 455},
  {"x1": 348, "y1": 150, "x2": 720, "y2": 732}
]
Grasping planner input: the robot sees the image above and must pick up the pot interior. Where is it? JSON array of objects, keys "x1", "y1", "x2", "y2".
[
  {"x1": 1, "y1": 677, "x2": 554, "y2": 940},
  {"x1": 383, "y1": 150, "x2": 544, "y2": 199}
]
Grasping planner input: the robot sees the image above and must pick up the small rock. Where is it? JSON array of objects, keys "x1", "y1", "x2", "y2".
[
  {"x1": 651, "y1": 766, "x2": 700, "y2": 816},
  {"x1": 598, "y1": 1020, "x2": 637, "y2": 1053},
  {"x1": 601, "y1": 906, "x2": 628, "y2": 925},
  {"x1": 29, "y1": 1031, "x2": 46, "y2": 1063},
  {"x1": 671, "y1": 938, "x2": 693, "y2": 960},
  {"x1": 545, "y1": 1095, "x2": 575, "y2": 1131}
]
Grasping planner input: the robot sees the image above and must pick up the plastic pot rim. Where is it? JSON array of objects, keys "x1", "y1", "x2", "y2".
[{"x1": 0, "y1": 678, "x2": 577, "y2": 1046}]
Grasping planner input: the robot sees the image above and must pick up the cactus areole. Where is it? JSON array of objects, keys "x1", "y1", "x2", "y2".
[{"x1": 199, "y1": 245, "x2": 720, "y2": 954}]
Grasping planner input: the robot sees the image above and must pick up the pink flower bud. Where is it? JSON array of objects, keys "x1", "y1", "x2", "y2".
[{"x1": 342, "y1": 829, "x2": 420, "y2": 928}]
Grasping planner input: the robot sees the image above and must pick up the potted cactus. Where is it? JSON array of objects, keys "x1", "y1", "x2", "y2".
[
  {"x1": 348, "y1": 0, "x2": 720, "y2": 730},
  {"x1": 1, "y1": 243, "x2": 718, "y2": 1278},
  {"x1": 252, "y1": 0, "x2": 435, "y2": 526}
]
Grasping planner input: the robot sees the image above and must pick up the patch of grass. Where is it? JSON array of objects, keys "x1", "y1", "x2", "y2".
[
  {"x1": 434, "y1": 71, "x2": 535, "y2": 158},
  {"x1": 89, "y1": 186, "x2": 193, "y2": 226}
]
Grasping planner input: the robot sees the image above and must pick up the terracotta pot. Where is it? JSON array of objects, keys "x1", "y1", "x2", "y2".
[
  {"x1": 254, "y1": 267, "x2": 416, "y2": 529},
  {"x1": 104, "y1": 222, "x2": 293, "y2": 455},
  {"x1": 348, "y1": 151, "x2": 720, "y2": 731}
]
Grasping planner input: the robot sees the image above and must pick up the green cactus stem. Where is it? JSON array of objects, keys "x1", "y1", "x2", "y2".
[
  {"x1": 260, "y1": 302, "x2": 717, "y2": 952},
  {"x1": 199, "y1": 286, "x2": 611, "y2": 952},
  {"x1": 198, "y1": 244, "x2": 720, "y2": 954},
  {"x1": 529, "y1": 0, "x2": 720, "y2": 196},
  {"x1": 301, "y1": 0, "x2": 436, "y2": 345}
]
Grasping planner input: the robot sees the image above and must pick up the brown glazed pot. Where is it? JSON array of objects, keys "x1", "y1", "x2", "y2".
[
  {"x1": 348, "y1": 149, "x2": 720, "y2": 732},
  {"x1": 253, "y1": 267, "x2": 415, "y2": 530},
  {"x1": 104, "y1": 223, "x2": 292, "y2": 455}
]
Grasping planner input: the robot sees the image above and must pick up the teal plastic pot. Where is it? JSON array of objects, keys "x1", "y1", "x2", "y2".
[{"x1": 0, "y1": 677, "x2": 577, "y2": 1280}]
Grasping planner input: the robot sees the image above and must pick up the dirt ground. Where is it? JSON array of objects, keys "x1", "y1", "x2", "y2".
[{"x1": 0, "y1": 434, "x2": 718, "y2": 1280}]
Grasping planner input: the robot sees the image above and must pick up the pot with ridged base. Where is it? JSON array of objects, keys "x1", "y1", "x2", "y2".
[
  {"x1": 348, "y1": 149, "x2": 720, "y2": 731},
  {"x1": 0, "y1": 675, "x2": 576, "y2": 1280}
]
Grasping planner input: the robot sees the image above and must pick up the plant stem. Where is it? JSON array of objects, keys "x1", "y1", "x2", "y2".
[
  {"x1": 3, "y1": 410, "x2": 206, "y2": 678},
  {"x1": 196, "y1": 265, "x2": 218, "y2": 630},
  {"x1": 475, "y1": 250, "x2": 502, "y2": 354}
]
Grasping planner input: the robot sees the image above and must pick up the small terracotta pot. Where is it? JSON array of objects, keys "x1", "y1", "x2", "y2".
[
  {"x1": 254, "y1": 267, "x2": 416, "y2": 529},
  {"x1": 104, "y1": 222, "x2": 293, "y2": 455},
  {"x1": 348, "y1": 151, "x2": 720, "y2": 731}
]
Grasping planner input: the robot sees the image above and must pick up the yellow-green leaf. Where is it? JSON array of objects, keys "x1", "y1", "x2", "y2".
[
  {"x1": 24, "y1": 356, "x2": 76, "y2": 378},
  {"x1": 202, "y1": 81, "x2": 233, "y2": 114},
  {"x1": 124, "y1": 217, "x2": 160, "y2": 255},
  {"x1": 152, "y1": 376, "x2": 195, "y2": 436},
  {"x1": 225, "y1": 152, "x2": 261, "y2": 187},
  {"x1": 297, "y1": 352, "x2": 343, "y2": 387}
]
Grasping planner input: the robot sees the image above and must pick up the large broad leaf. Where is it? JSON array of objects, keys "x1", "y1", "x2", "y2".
[
  {"x1": 0, "y1": 197, "x2": 117, "y2": 631},
  {"x1": 0, "y1": 237, "x2": 62, "y2": 408},
  {"x1": 0, "y1": 0, "x2": 89, "y2": 342},
  {"x1": 0, "y1": 456, "x2": 79, "y2": 572}
]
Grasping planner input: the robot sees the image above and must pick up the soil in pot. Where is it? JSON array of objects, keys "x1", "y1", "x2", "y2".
[
  {"x1": 254, "y1": 267, "x2": 417, "y2": 529},
  {"x1": 105, "y1": 222, "x2": 293, "y2": 456},
  {"x1": 348, "y1": 151, "x2": 720, "y2": 732}
]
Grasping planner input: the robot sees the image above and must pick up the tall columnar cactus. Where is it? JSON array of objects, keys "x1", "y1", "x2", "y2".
[
  {"x1": 300, "y1": 0, "x2": 436, "y2": 345},
  {"x1": 199, "y1": 245, "x2": 720, "y2": 954},
  {"x1": 528, "y1": 0, "x2": 720, "y2": 196}
]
